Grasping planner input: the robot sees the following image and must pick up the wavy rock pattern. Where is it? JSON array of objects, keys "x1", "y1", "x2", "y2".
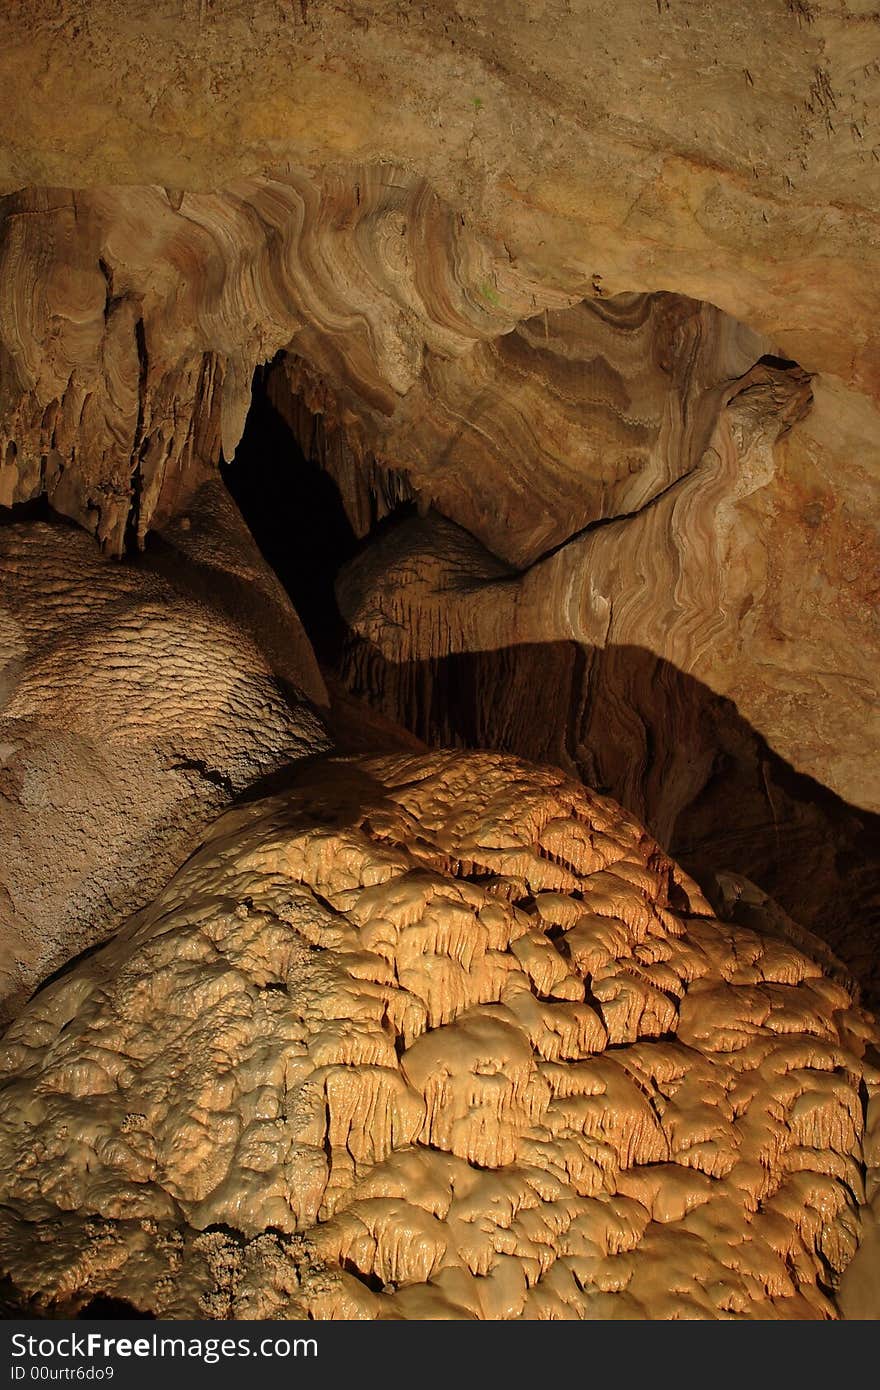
[
  {"x1": 2, "y1": 0, "x2": 879, "y2": 403},
  {"x1": 0, "y1": 752, "x2": 876, "y2": 1320},
  {"x1": 0, "y1": 172, "x2": 564, "y2": 553},
  {"x1": 338, "y1": 358, "x2": 814, "y2": 666},
  {"x1": 333, "y1": 345, "x2": 880, "y2": 980},
  {"x1": 0, "y1": 172, "x2": 875, "y2": 823},
  {"x1": 279, "y1": 291, "x2": 775, "y2": 564},
  {"x1": 0, "y1": 0, "x2": 876, "y2": 1330},
  {"x1": 0, "y1": 486, "x2": 328, "y2": 1022},
  {"x1": 273, "y1": 294, "x2": 869, "y2": 813},
  {"x1": 276, "y1": 288, "x2": 875, "y2": 831},
  {"x1": 335, "y1": 332, "x2": 873, "y2": 811}
]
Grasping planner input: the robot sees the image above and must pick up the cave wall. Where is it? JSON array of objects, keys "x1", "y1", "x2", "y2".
[
  {"x1": 2, "y1": 168, "x2": 869, "y2": 1007},
  {"x1": 0, "y1": 2, "x2": 876, "y2": 825},
  {"x1": 2, "y1": 173, "x2": 874, "y2": 825},
  {"x1": 1, "y1": 749, "x2": 877, "y2": 1320}
]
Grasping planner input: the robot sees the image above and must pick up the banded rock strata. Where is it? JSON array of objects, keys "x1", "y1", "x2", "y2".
[
  {"x1": 2, "y1": 0, "x2": 879, "y2": 399},
  {"x1": 336, "y1": 356, "x2": 815, "y2": 670},
  {"x1": 325, "y1": 307, "x2": 875, "y2": 813},
  {"x1": 0, "y1": 155, "x2": 874, "y2": 832},
  {"x1": 0, "y1": 752, "x2": 877, "y2": 1320},
  {"x1": 0, "y1": 172, "x2": 567, "y2": 553},
  {"x1": 333, "y1": 340, "x2": 880, "y2": 984},
  {"x1": 277, "y1": 290, "x2": 779, "y2": 564}
]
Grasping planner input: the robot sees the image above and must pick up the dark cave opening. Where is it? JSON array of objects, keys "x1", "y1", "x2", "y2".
[
  {"x1": 221, "y1": 362, "x2": 359, "y2": 667},
  {"x1": 77, "y1": 1294, "x2": 156, "y2": 1320},
  {"x1": 0, "y1": 494, "x2": 53, "y2": 526}
]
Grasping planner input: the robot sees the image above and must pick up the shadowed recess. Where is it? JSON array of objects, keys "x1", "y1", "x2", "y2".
[{"x1": 221, "y1": 363, "x2": 360, "y2": 667}]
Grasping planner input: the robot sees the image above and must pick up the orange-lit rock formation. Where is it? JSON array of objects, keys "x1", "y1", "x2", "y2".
[
  {"x1": 0, "y1": 172, "x2": 565, "y2": 553},
  {"x1": 337, "y1": 350, "x2": 813, "y2": 683},
  {"x1": 0, "y1": 125, "x2": 874, "y2": 925},
  {"x1": 0, "y1": 77, "x2": 875, "y2": 828},
  {"x1": 0, "y1": 753, "x2": 876, "y2": 1319},
  {"x1": 2, "y1": 2, "x2": 879, "y2": 403}
]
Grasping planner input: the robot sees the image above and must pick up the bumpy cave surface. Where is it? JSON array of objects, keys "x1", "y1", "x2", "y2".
[
  {"x1": 0, "y1": 481, "x2": 329, "y2": 1024},
  {"x1": 0, "y1": 0, "x2": 878, "y2": 1323},
  {"x1": 1, "y1": 752, "x2": 877, "y2": 1321}
]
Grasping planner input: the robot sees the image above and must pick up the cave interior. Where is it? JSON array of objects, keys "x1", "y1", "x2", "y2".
[{"x1": 0, "y1": 0, "x2": 879, "y2": 1323}]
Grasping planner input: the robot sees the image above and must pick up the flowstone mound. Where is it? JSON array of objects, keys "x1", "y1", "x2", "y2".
[
  {"x1": 0, "y1": 505, "x2": 328, "y2": 1022},
  {"x1": 0, "y1": 751, "x2": 876, "y2": 1320}
]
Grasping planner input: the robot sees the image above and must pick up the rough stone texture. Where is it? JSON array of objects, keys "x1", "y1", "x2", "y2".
[
  {"x1": 330, "y1": 303, "x2": 879, "y2": 989},
  {"x1": 1, "y1": 1, "x2": 878, "y2": 399},
  {"x1": 0, "y1": 7, "x2": 875, "y2": 821},
  {"x1": 319, "y1": 296, "x2": 874, "y2": 818},
  {"x1": 0, "y1": 172, "x2": 562, "y2": 553},
  {"x1": 0, "y1": 486, "x2": 328, "y2": 1022},
  {"x1": 0, "y1": 0, "x2": 877, "y2": 1323},
  {"x1": 334, "y1": 333, "x2": 830, "y2": 780},
  {"x1": 279, "y1": 291, "x2": 781, "y2": 566},
  {"x1": 0, "y1": 752, "x2": 877, "y2": 1321}
]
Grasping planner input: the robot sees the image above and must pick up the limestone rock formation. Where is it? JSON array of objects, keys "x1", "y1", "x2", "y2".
[
  {"x1": 0, "y1": 752, "x2": 876, "y2": 1320},
  {"x1": 2, "y1": 2, "x2": 879, "y2": 402},
  {"x1": 0, "y1": 129, "x2": 874, "y2": 855},
  {"x1": 0, "y1": 486, "x2": 328, "y2": 1022},
  {"x1": 329, "y1": 308, "x2": 878, "y2": 987},
  {"x1": 279, "y1": 290, "x2": 782, "y2": 564},
  {"x1": 0, "y1": 0, "x2": 877, "y2": 1327},
  {"x1": 329, "y1": 303, "x2": 874, "y2": 808},
  {"x1": 336, "y1": 352, "x2": 814, "y2": 668},
  {"x1": 0, "y1": 172, "x2": 558, "y2": 553}
]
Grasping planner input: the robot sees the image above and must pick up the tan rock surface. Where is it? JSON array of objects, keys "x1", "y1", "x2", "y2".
[
  {"x1": 278, "y1": 290, "x2": 778, "y2": 565},
  {"x1": 332, "y1": 303, "x2": 877, "y2": 814},
  {"x1": 0, "y1": 486, "x2": 328, "y2": 1023},
  {"x1": 0, "y1": 752, "x2": 876, "y2": 1320},
  {"x1": 0, "y1": 2, "x2": 877, "y2": 1323},
  {"x1": 0, "y1": 97, "x2": 874, "y2": 831},
  {"x1": 0, "y1": 172, "x2": 567, "y2": 553},
  {"x1": 1, "y1": 1, "x2": 879, "y2": 399}
]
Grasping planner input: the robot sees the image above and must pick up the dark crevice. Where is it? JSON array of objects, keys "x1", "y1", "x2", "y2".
[
  {"x1": 756, "y1": 352, "x2": 801, "y2": 371},
  {"x1": 28, "y1": 932, "x2": 115, "y2": 1002},
  {"x1": 77, "y1": 1294, "x2": 155, "y2": 1320},
  {"x1": 124, "y1": 315, "x2": 149, "y2": 554},
  {"x1": 98, "y1": 256, "x2": 125, "y2": 320},
  {"x1": 168, "y1": 757, "x2": 235, "y2": 797},
  {"x1": 200, "y1": 1221, "x2": 248, "y2": 1241},
  {"x1": 221, "y1": 362, "x2": 360, "y2": 666},
  {"x1": 527, "y1": 457, "x2": 703, "y2": 569},
  {"x1": 0, "y1": 494, "x2": 53, "y2": 526},
  {"x1": 340, "y1": 1259, "x2": 386, "y2": 1293}
]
